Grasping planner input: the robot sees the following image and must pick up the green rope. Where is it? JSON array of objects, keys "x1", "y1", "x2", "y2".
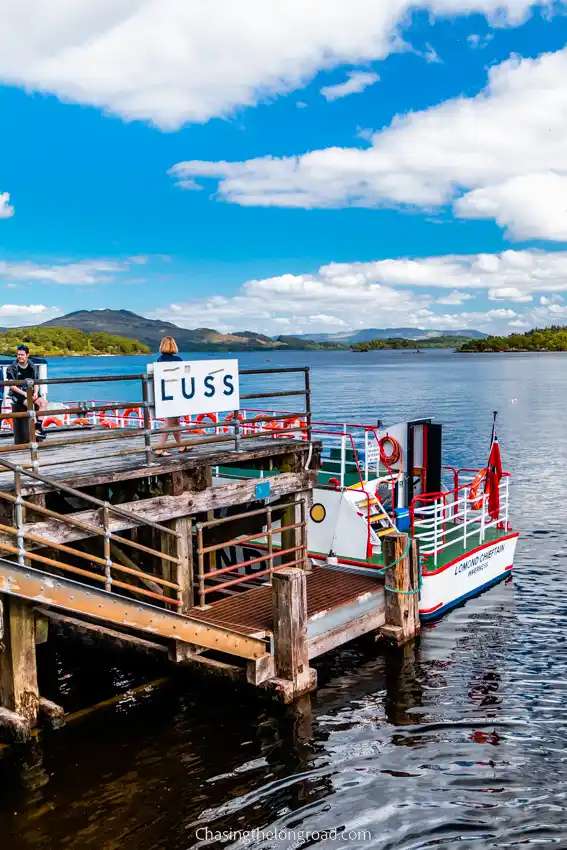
[{"x1": 381, "y1": 538, "x2": 423, "y2": 596}]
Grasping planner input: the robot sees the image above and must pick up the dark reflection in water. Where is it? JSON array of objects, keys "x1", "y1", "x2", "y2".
[{"x1": 1, "y1": 350, "x2": 567, "y2": 848}]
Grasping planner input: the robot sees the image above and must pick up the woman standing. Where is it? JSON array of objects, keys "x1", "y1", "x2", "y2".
[{"x1": 154, "y1": 336, "x2": 188, "y2": 456}]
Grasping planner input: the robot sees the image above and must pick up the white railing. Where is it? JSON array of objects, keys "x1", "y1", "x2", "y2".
[{"x1": 411, "y1": 473, "x2": 510, "y2": 566}]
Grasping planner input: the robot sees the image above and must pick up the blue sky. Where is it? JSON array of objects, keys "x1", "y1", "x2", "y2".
[{"x1": 1, "y1": 1, "x2": 567, "y2": 335}]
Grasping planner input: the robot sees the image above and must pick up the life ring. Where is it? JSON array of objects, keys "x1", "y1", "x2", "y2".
[
  {"x1": 222, "y1": 411, "x2": 244, "y2": 432},
  {"x1": 379, "y1": 435, "x2": 401, "y2": 465},
  {"x1": 122, "y1": 407, "x2": 141, "y2": 426},
  {"x1": 99, "y1": 410, "x2": 119, "y2": 428},
  {"x1": 72, "y1": 417, "x2": 90, "y2": 427},
  {"x1": 282, "y1": 416, "x2": 307, "y2": 437},
  {"x1": 327, "y1": 476, "x2": 341, "y2": 491},
  {"x1": 195, "y1": 412, "x2": 218, "y2": 431},
  {"x1": 42, "y1": 416, "x2": 63, "y2": 429},
  {"x1": 469, "y1": 468, "x2": 488, "y2": 510}
]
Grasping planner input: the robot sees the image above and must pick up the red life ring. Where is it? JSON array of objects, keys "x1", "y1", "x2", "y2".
[
  {"x1": 195, "y1": 412, "x2": 218, "y2": 430},
  {"x1": 42, "y1": 416, "x2": 64, "y2": 429},
  {"x1": 327, "y1": 477, "x2": 341, "y2": 491},
  {"x1": 282, "y1": 416, "x2": 307, "y2": 437},
  {"x1": 379, "y1": 435, "x2": 401, "y2": 465},
  {"x1": 99, "y1": 410, "x2": 119, "y2": 428},
  {"x1": 222, "y1": 411, "x2": 244, "y2": 432},
  {"x1": 122, "y1": 407, "x2": 141, "y2": 425},
  {"x1": 469, "y1": 468, "x2": 488, "y2": 510},
  {"x1": 72, "y1": 417, "x2": 90, "y2": 427}
]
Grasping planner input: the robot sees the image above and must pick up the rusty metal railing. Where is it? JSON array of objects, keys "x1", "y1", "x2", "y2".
[
  {"x1": 0, "y1": 366, "x2": 312, "y2": 471},
  {"x1": 195, "y1": 498, "x2": 308, "y2": 607},
  {"x1": 0, "y1": 453, "x2": 185, "y2": 609}
]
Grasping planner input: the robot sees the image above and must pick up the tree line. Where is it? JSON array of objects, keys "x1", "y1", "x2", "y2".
[
  {"x1": 0, "y1": 327, "x2": 150, "y2": 357},
  {"x1": 458, "y1": 326, "x2": 567, "y2": 352}
]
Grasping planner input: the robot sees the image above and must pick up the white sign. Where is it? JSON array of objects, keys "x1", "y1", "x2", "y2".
[{"x1": 148, "y1": 359, "x2": 240, "y2": 418}]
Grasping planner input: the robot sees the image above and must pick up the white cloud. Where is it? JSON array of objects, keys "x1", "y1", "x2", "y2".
[
  {"x1": 172, "y1": 44, "x2": 567, "y2": 240},
  {"x1": 0, "y1": 193, "x2": 14, "y2": 219},
  {"x1": 0, "y1": 257, "x2": 146, "y2": 285},
  {"x1": 0, "y1": 0, "x2": 553, "y2": 129},
  {"x1": 320, "y1": 70, "x2": 379, "y2": 101},
  {"x1": 148, "y1": 247, "x2": 567, "y2": 336},
  {"x1": 0, "y1": 304, "x2": 61, "y2": 326},
  {"x1": 437, "y1": 290, "x2": 473, "y2": 305}
]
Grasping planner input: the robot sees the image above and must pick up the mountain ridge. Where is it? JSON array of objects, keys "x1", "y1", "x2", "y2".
[{"x1": 29, "y1": 310, "x2": 487, "y2": 350}]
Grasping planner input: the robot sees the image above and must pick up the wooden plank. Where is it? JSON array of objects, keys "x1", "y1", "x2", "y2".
[
  {"x1": 6, "y1": 471, "x2": 312, "y2": 549},
  {"x1": 36, "y1": 607, "x2": 169, "y2": 654},
  {"x1": 0, "y1": 435, "x2": 314, "y2": 494},
  {"x1": 308, "y1": 606, "x2": 385, "y2": 659},
  {"x1": 0, "y1": 595, "x2": 39, "y2": 726},
  {"x1": 0, "y1": 561, "x2": 268, "y2": 660}
]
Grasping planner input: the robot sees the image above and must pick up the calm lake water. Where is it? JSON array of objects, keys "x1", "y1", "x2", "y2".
[{"x1": 1, "y1": 349, "x2": 566, "y2": 849}]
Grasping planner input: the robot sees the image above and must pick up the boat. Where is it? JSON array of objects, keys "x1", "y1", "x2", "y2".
[{"x1": 211, "y1": 413, "x2": 518, "y2": 623}]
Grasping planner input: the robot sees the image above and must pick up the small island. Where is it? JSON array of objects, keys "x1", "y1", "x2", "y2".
[
  {"x1": 0, "y1": 327, "x2": 150, "y2": 357},
  {"x1": 352, "y1": 335, "x2": 470, "y2": 351},
  {"x1": 458, "y1": 325, "x2": 567, "y2": 353}
]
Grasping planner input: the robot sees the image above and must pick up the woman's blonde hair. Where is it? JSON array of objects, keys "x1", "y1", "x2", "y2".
[{"x1": 159, "y1": 336, "x2": 178, "y2": 355}]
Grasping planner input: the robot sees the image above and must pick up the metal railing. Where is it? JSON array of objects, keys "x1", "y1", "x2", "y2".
[
  {"x1": 0, "y1": 367, "x2": 312, "y2": 472},
  {"x1": 0, "y1": 452, "x2": 186, "y2": 608},
  {"x1": 410, "y1": 471, "x2": 511, "y2": 566},
  {"x1": 195, "y1": 499, "x2": 307, "y2": 607}
]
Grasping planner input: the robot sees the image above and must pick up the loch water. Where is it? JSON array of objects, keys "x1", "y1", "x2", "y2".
[{"x1": 0, "y1": 349, "x2": 566, "y2": 849}]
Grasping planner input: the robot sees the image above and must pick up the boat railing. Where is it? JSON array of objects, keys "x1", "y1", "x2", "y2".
[{"x1": 410, "y1": 473, "x2": 511, "y2": 566}]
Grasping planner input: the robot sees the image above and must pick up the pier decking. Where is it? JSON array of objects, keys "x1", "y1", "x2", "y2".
[{"x1": 0, "y1": 366, "x2": 419, "y2": 740}]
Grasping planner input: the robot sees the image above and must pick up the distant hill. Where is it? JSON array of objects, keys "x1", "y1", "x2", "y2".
[
  {"x1": 38, "y1": 310, "x2": 343, "y2": 351},
  {"x1": 294, "y1": 327, "x2": 487, "y2": 343}
]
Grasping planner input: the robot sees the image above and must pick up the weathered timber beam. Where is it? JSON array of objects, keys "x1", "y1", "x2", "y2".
[
  {"x1": 0, "y1": 561, "x2": 267, "y2": 660},
  {"x1": 36, "y1": 607, "x2": 169, "y2": 655},
  {"x1": 6, "y1": 471, "x2": 313, "y2": 550},
  {"x1": 308, "y1": 607, "x2": 385, "y2": 659}
]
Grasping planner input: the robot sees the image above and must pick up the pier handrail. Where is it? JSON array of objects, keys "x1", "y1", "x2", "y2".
[
  {"x1": 0, "y1": 366, "x2": 313, "y2": 469},
  {"x1": 0, "y1": 451, "x2": 187, "y2": 608}
]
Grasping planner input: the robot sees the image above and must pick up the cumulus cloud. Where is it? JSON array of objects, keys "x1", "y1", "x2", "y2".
[
  {"x1": 0, "y1": 193, "x2": 14, "y2": 219},
  {"x1": 172, "y1": 44, "x2": 567, "y2": 240},
  {"x1": 0, "y1": 0, "x2": 553, "y2": 128},
  {"x1": 0, "y1": 257, "x2": 147, "y2": 285},
  {"x1": 0, "y1": 304, "x2": 61, "y2": 325},
  {"x1": 148, "y1": 248, "x2": 567, "y2": 336},
  {"x1": 321, "y1": 71, "x2": 379, "y2": 101}
]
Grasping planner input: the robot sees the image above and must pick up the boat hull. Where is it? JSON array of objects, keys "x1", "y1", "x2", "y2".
[{"x1": 419, "y1": 532, "x2": 519, "y2": 622}]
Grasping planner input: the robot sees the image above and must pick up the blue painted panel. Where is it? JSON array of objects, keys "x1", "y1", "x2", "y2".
[{"x1": 255, "y1": 480, "x2": 271, "y2": 500}]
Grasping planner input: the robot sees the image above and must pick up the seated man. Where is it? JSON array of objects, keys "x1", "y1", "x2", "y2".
[{"x1": 6, "y1": 344, "x2": 47, "y2": 444}]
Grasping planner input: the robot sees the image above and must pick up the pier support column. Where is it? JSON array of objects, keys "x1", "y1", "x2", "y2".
[
  {"x1": 0, "y1": 594, "x2": 39, "y2": 737},
  {"x1": 380, "y1": 533, "x2": 420, "y2": 645},
  {"x1": 267, "y1": 568, "x2": 317, "y2": 703}
]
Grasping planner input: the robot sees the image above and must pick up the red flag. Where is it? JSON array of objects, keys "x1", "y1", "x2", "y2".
[{"x1": 485, "y1": 435, "x2": 503, "y2": 520}]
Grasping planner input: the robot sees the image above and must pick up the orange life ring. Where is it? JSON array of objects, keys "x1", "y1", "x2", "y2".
[
  {"x1": 99, "y1": 409, "x2": 119, "y2": 428},
  {"x1": 469, "y1": 468, "x2": 488, "y2": 510},
  {"x1": 122, "y1": 407, "x2": 141, "y2": 424},
  {"x1": 379, "y1": 435, "x2": 401, "y2": 465},
  {"x1": 42, "y1": 416, "x2": 63, "y2": 428},
  {"x1": 195, "y1": 412, "x2": 218, "y2": 430},
  {"x1": 72, "y1": 417, "x2": 90, "y2": 427},
  {"x1": 282, "y1": 416, "x2": 307, "y2": 437},
  {"x1": 222, "y1": 411, "x2": 244, "y2": 432}
]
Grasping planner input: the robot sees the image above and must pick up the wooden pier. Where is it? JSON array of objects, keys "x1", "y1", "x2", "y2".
[{"x1": 0, "y1": 366, "x2": 419, "y2": 741}]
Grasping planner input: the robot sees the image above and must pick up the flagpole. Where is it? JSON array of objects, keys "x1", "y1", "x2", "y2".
[{"x1": 490, "y1": 410, "x2": 498, "y2": 447}]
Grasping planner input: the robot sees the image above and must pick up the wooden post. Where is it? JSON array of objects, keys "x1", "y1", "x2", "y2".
[
  {"x1": 380, "y1": 533, "x2": 420, "y2": 645},
  {"x1": 268, "y1": 568, "x2": 316, "y2": 702},
  {"x1": 0, "y1": 594, "x2": 39, "y2": 735},
  {"x1": 173, "y1": 516, "x2": 193, "y2": 613}
]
